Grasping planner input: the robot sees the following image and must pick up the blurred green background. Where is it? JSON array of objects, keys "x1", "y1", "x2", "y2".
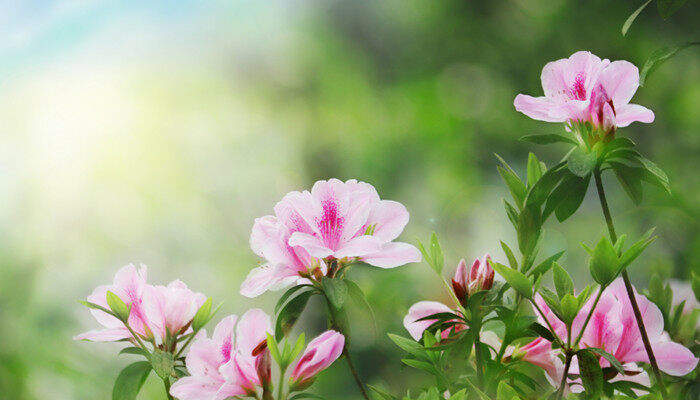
[{"x1": 0, "y1": 0, "x2": 698, "y2": 398}]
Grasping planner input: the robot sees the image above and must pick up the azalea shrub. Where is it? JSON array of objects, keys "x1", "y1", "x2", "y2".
[{"x1": 75, "y1": 50, "x2": 699, "y2": 400}]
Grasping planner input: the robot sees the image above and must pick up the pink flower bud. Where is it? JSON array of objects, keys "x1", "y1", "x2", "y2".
[
  {"x1": 290, "y1": 330, "x2": 345, "y2": 386},
  {"x1": 452, "y1": 254, "x2": 494, "y2": 300}
]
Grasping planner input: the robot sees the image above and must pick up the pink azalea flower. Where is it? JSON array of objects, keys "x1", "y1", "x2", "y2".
[
  {"x1": 289, "y1": 330, "x2": 345, "y2": 386},
  {"x1": 215, "y1": 309, "x2": 273, "y2": 399},
  {"x1": 532, "y1": 278, "x2": 698, "y2": 389},
  {"x1": 143, "y1": 280, "x2": 207, "y2": 344},
  {"x1": 241, "y1": 179, "x2": 421, "y2": 297},
  {"x1": 514, "y1": 51, "x2": 654, "y2": 130},
  {"x1": 74, "y1": 264, "x2": 153, "y2": 342},
  {"x1": 452, "y1": 255, "x2": 494, "y2": 300},
  {"x1": 507, "y1": 337, "x2": 563, "y2": 385},
  {"x1": 403, "y1": 301, "x2": 466, "y2": 341},
  {"x1": 170, "y1": 316, "x2": 237, "y2": 400}
]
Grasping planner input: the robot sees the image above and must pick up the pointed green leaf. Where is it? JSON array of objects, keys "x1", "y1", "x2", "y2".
[
  {"x1": 275, "y1": 290, "x2": 316, "y2": 340},
  {"x1": 640, "y1": 41, "x2": 700, "y2": 85},
  {"x1": 490, "y1": 261, "x2": 532, "y2": 299},
  {"x1": 191, "y1": 297, "x2": 212, "y2": 332},
  {"x1": 552, "y1": 262, "x2": 574, "y2": 299},
  {"x1": 106, "y1": 291, "x2": 130, "y2": 322},
  {"x1": 112, "y1": 361, "x2": 152, "y2": 400},
  {"x1": 322, "y1": 277, "x2": 348, "y2": 310},
  {"x1": 622, "y1": 0, "x2": 652, "y2": 36},
  {"x1": 589, "y1": 237, "x2": 619, "y2": 286}
]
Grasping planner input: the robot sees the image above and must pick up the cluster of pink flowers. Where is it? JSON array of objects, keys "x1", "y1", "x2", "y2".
[
  {"x1": 170, "y1": 309, "x2": 344, "y2": 399},
  {"x1": 514, "y1": 51, "x2": 655, "y2": 132},
  {"x1": 519, "y1": 279, "x2": 698, "y2": 391},
  {"x1": 74, "y1": 264, "x2": 206, "y2": 344},
  {"x1": 241, "y1": 178, "x2": 421, "y2": 297}
]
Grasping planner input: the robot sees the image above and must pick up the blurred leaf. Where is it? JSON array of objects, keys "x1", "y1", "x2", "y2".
[
  {"x1": 112, "y1": 361, "x2": 151, "y2": 400},
  {"x1": 191, "y1": 297, "x2": 212, "y2": 332},
  {"x1": 490, "y1": 261, "x2": 532, "y2": 299},
  {"x1": 544, "y1": 173, "x2": 590, "y2": 222},
  {"x1": 622, "y1": 0, "x2": 652, "y2": 36},
  {"x1": 692, "y1": 273, "x2": 700, "y2": 302},
  {"x1": 498, "y1": 166, "x2": 527, "y2": 208},
  {"x1": 275, "y1": 290, "x2": 316, "y2": 340},
  {"x1": 657, "y1": 0, "x2": 688, "y2": 19},
  {"x1": 150, "y1": 349, "x2": 174, "y2": 380},
  {"x1": 618, "y1": 229, "x2": 657, "y2": 270},
  {"x1": 552, "y1": 262, "x2": 574, "y2": 299},
  {"x1": 611, "y1": 163, "x2": 644, "y2": 205},
  {"x1": 587, "y1": 347, "x2": 624, "y2": 374},
  {"x1": 519, "y1": 134, "x2": 576, "y2": 145},
  {"x1": 368, "y1": 385, "x2": 397, "y2": 400},
  {"x1": 517, "y1": 205, "x2": 541, "y2": 255},
  {"x1": 577, "y1": 349, "x2": 604, "y2": 397},
  {"x1": 501, "y1": 241, "x2": 518, "y2": 270},
  {"x1": 527, "y1": 153, "x2": 543, "y2": 187},
  {"x1": 567, "y1": 147, "x2": 597, "y2": 177},
  {"x1": 528, "y1": 250, "x2": 565, "y2": 277},
  {"x1": 322, "y1": 277, "x2": 348, "y2": 310},
  {"x1": 497, "y1": 381, "x2": 520, "y2": 400},
  {"x1": 275, "y1": 285, "x2": 313, "y2": 315},
  {"x1": 119, "y1": 347, "x2": 150, "y2": 358},
  {"x1": 589, "y1": 237, "x2": 619, "y2": 286},
  {"x1": 560, "y1": 294, "x2": 579, "y2": 324},
  {"x1": 106, "y1": 291, "x2": 130, "y2": 322},
  {"x1": 345, "y1": 279, "x2": 377, "y2": 334},
  {"x1": 640, "y1": 42, "x2": 700, "y2": 86}
]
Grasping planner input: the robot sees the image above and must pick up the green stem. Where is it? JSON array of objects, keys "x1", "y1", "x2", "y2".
[
  {"x1": 163, "y1": 377, "x2": 174, "y2": 400},
  {"x1": 529, "y1": 299, "x2": 565, "y2": 348},
  {"x1": 324, "y1": 294, "x2": 370, "y2": 400},
  {"x1": 472, "y1": 320, "x2": 484, "y2": 388},
  {"x1": 573, "y1": 288, "x2": 604, "y2": 347},
  {"x1": 276, "y1": 368, "x2": 286, "y2": 400},
  {"x1": 593, "y1": 169, "x2": 668, "y2": 399},
  {"x1": 556, "y1": 351, "x2": 573, "y2": 400},
  {"x1": 175, "y1": 332, "x2": 197, "y2": 359}
]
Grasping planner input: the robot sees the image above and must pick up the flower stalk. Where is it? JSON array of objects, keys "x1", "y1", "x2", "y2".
[{"x1": 593, "y1": 169, "x2": 668, "y2": 399}]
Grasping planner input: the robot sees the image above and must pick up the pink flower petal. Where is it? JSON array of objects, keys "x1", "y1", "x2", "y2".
[
  {"x1": 170, "y1": 375, "x2": 222, "y2": 400},
  {"x1": 235, "y1": 309, "x2": 271, "y2": 358},
  {"x1": 513, "y1": 94, "x2": 568, "y2": 122},
  {"x1": 597, "y1": 60, "x2": 639, "y2": 106},
  {"x1": 614, "y1": 104, "x2": 654, "y2": 127},
  {"x1": 288, "y1": 232, "x2": 333, "y2": 259},
  {"x1": 334, "y1": 235, "x2": 383, "y2": 259},
  {"x1": 361, "y1": 242, "x2": 421, "y2": 268},
  {"x1": 652, "y1": 341, "x2": 699, "y2": 376},
  {"x1": 367, "y1": 200, "x2": 410, "y2": 242}
]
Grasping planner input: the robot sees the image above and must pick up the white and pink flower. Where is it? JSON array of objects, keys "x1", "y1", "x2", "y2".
[
  {"x1": 452, "y1": 255, "x2": 494, "y2": 300},
  {"x1": 241, "y1": 179, "x2": 421, "y2": 297},
  {"x1": 169, "y1": 309, "x2": 273, "y2": 400},
  {"x1": 289, "y1": 330, "x2": 345, "y2": 387},
  {"x1": 514, "y1": 51, "x2": 654, "y2": 131},
  {"x1": 403, "y1": 301, "x2": 466, "y2": 341}
]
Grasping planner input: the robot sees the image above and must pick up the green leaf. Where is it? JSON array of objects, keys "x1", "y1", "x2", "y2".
[
  {"x1": 150, "y1": 349, "x2": 174, "y2": 380},
  {"x1": 587, "y1": 348, "x2": 625, "y2": 374},
  {"x1": 119, "y1": 347, "x2": 150, "y2": 358},
  {"x1": 266, "y1": 333, "x2": 282, "y2": 365},
  {"x1": 388, "y1": 333, "x2": 424, "y2": 356},
  {"x1": 490, "y1": 261, "x2": 532, "y2": 299},
  {"x1": 577, "y1": 349, "x2": 604, "y2": 397},
  {"x1": 527, "y1": 152, "x2": 543, "y2": 187},
  {"x1": 560, "y1": 294, "x2": 579, "y2": 324},
  {"x1": 612, "y1": 163, "x2": 644, "y2": 205},
  {"x1": 503, "y1": 200, "x2": 519, "y2": 229},
  {"x1": 367, "y1": 385, "x2": 397, "y2": 400},
  {"x1": 288, "y1": 393, "x2": 329, "y2": 400},
  {"x1": 517, "y1": 205, "x2": 541, "y2": 255},
  {"x1": 622, "y1": 0, "x2": 652, "y2": 36},
  {"x1": 275, "y1": 285, "x2": 313, "y2": 315},
  {"x1": 552, "y1": 262, "x2": 574, "y2": 299},
  {"x1": 640, "y1": 42, "x2": 699, "y2": 86},
  {"x1": 345, "y1": 279, "x2": 377, "y2": 334},
  {"x1": 519, "y1": 133, "x2": 577, "y2": 145},
  {"x1": 106, "y1": 291, "x2": 130, "y2": 322},
  {"x1": 528, "y1": 250, "x2": 565, "y2": 277},
  {"x1": 418, "y1": 232, "x2": 445, "y2": 275},
  {"x1": 638, "y1": 157, "x2": 671, "y2": 194},
  {"x1": 544, "y1": 174, "x2": 590, "y2": 223},
  {"x1": 692, "y1": 273, "x2": 700, "y2": 303},
  {"x1": 589, "y1": 237, "x2": 619, "y2": 286},
  {"x1": 657, "y1": 0, "x2": 688, "y2": 19},
  {"x1": 524, "y1": 162, "x2": 566, "y2": 208},
  {"x1": 290, "y1": 332, "x2": 306, "y2": 362},
  {"x1": 112, "y1": 361, "x2": 152, "y2": 400},
  {"x1": 401, "y1": 358, "x2": 439, "y2": 375},
  {"x1": 191, "y1": 297, "x2": 212, "y2": 332},
  {"x1": 618, "y1": 229, "x2": 656, "y2": 270},
  {"x1": 322, "y1": 277, "x2": 348, "y2": 310},
  {"x1": 567, "y1": 147, "x2": 597, "y2": 177},
  {"x1": 497, "y1": 381, "x2": 520, "y2": 400},
  {"x1": 498, "y1": 166, "x2": 527, "y2": 207},
  {"x1": 275, "y1": 290, "x2": 316, "y2": 340},
  {"x1": 501, "y1": 241, "x2": 518, "y2": 270},
  {"x1": 78, "y1": 300, "x2": 114, "y2": 316}
]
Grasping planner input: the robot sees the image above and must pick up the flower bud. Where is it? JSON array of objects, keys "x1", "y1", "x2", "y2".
[
  {"x1": 289, "y1": 330, "x2": 344, "y2": 389},
  {"x1": 452, "y1": 254, "x2": 494, "y2": 301}
]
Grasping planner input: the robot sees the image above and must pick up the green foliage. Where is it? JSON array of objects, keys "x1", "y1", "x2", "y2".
[
  {"x1": 417, "y1": 232, "x2": 445, "y2": 276},
  {"x1": 322, "y1": 277, "x2": 348, "y2": 310},
  {"x1": 588, "y1": 237, "x2": 620, "y2": 286},
  {"x1": 149, "y1": 349, "x2": 174, "y2": 381},
  {"x1": 275, "y1": 289, "x2": 317, "y2": 340},
  {"x1": 106, "y1": 291, "x2": 130, "y2": 323},
  {"x1": 112, "y1": 361, "x2": 152, "y2": 400},
  {"x1": 567, "y1": 148, "x2": 597, "y2": 178},
  {"x1": 490, "y1": 261, "x2": 532, "y2": 299},
  {"x1": 577, "y1": 349, "x2": 604, "y2": 397}
]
